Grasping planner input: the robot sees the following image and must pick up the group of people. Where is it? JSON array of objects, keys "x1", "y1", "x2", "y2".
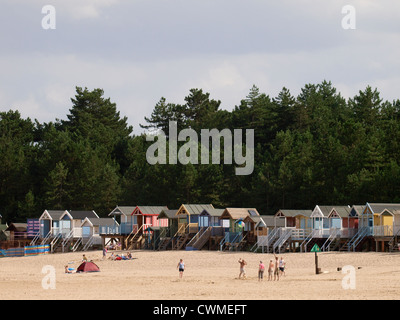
[
  {"x1": 108, "y1": 251, "x2": 133, "y2": 261},
  {"x1": 175, "y1": 256, "x2": 285, "y2": 281},
  {"x1": 238, "y1": 254, "x2": 285, "y2": 281}
]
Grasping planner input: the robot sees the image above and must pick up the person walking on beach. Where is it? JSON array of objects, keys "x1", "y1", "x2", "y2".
[
  {"x1": 273, "y1": 254, "x2": 279, "y2": 281},
  {"x1": 177, "y1": 259, "x2": 185, "y2": 278},
  {"x1": 258, "y1": 261, "x2": 265, "y2": 281},
  {"x1": 238, "y1": 258, "x2": 247, "y2": 279},
  {"x1": 102, "y1": 247, "x2": 107, "y2": 260},
  {"x1": 279, "y1": 257, "x2": 286, "y2": 277},
  {"x1": 268, "y1": 259, "x2": 274, "y2": 281}
]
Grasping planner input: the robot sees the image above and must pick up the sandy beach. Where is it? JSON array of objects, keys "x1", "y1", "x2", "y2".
[{"x1": 1, "y1": 250, "x2": 399, "y2": 300}]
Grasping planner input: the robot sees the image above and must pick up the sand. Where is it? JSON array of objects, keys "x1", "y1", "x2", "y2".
[{"x1": 0, "y1": 250, "x2": 399, "y2": 300}]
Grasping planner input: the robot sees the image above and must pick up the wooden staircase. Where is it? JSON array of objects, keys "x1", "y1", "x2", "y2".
[
  {"x1": 173, "y1": 234, "x2": 190, "y2": 250},
  {"x1": 157, "y1": 237, "x2": 172, "y2": 250},
  {"x1": 186, "y1": 227, "x2": 212, "y2": 251},
  {"x1": 126, "y1": 225, "x2": 145, "y2": 250},
  {"x1": 389, "y1": 228, "x2": 400, "y2": 252}
]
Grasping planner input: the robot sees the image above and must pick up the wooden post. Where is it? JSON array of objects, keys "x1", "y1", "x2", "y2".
[{"x1": 315, "y1": 252, "x2": 319, "y2": 274}]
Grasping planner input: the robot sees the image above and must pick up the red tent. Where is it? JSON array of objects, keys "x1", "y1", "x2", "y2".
[{"x1": 76, "y1": 261, "x2": 100, "y2": 273}]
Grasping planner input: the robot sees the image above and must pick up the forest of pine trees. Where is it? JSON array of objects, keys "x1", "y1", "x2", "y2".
[{"x1": 1, "y1": 81, "x2": 400, "y2": 223}]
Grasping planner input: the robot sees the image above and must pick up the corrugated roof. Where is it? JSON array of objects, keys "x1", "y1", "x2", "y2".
[
  {"x1": 158, "y1": 209, "x2": 180, "y2": 219},
  {"x1": 108, "y1": 206, "x2": 136, "y2": 216},
  {"x1": 84, "y1": 218, "x2": 117, "y2": 227},
  {"x1": 177, "y1": 204, "x2": 214, "y2": 216},
  {"x1": 330, "y1": 206, "x2": 352, "y2": 218},
  {"x1": 200, "y1": 208, "x2": 225, "y2": 217},
  {"x1": 135, "y1": 206, "x2": 169, "y2": 215},
  {"x1": 254, "y1": 216, "x2": 286, "y2": 228},
  {"x1": 69, "y1": 210, "x2": 98, "y2": 220},
  {"x1": 43, "y1": 210, "x2": 65, "y2": 220},
  {"x1": 276, "y1": 209, "x2": 312, "y2": 217},
  {"x1": 5, "y1": 223, "x2": 27, "y2": 232},
  {"x1": 222, "y1": 208, "x2": 259, "y2": 220},
  {"x1": 368, "y1": 203, "x2": 400, "y2": 214}
]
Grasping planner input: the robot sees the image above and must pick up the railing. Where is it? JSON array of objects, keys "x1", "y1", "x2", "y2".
[
  {"x1": 72, "y1": 238, "x2": 83, "y2": 251},
  {"x1": 61, "y1": 229, "x2": 74, "y2": 250},
  {"x1": 187, "y1": 227, "x2": 212, "y2": 250},
  {"x1": 50, "y1": 233, "x2": 62, "y2": 252},
  {"x1": 82, "y1": 236, "x2": 95, "y2": 251},
  {"x1": 273, "y1": 229, "x2": 292, "y2": 253},
  {"x1": 99, "y1": 225, "x2": 121, "y2": 235},
  {"x1": 40, "y1": 230, "x2": 53, "y2": 245},
  {"x1": 348, "y1": 227, "x2": 369, "y2": 252},
  {"x1": 252, "y1": 227, "x2": 279, "y2": 253},
  {"x1": 186, "y1": 227, "x2": 206, "y2": 247},
  {"x1": 373, "y1": 225, "x2": 393, "y2": 237},
  {"x1": 291, "y1": 228, "x2": 309, "y2": 241},
  {"x1": 321, "y1": 228, "x2": 339, "y2": 252},
  {"x1": 389, "y1": 227, "x2": 400, "y2": 251},
  {"x1": 30, "y1": 232, "x2": 40, "y2": 246},
  {"x1": 300, "y1": 229, "x2": 319, "y2": 252}
]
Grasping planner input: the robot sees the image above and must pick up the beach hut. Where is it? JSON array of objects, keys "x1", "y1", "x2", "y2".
[
  {"x1": 219, "y1": 208, "x2": 260, "y2": 233},
  {"x1": 81, "y1": 217, "x2": 117, "y2": 238},
  {"x1": 274, "y1": 209, "x2": 312, "y2": 231},
  {"x1": 125, "y1": 206, "x2": 168, "y2": 250},
  {"x1": 81, "y1": 217, "x2": 118, "y2": 251},
  {"x1": 38, "y1": 210, "x2": 65, "y2": 238},
  {"x1": 168, "y1": 204, "x2": 214, "y2": 250},
  {"x1": 5, "y1": 223, "x2": 27, "y2": 240},
  {"x1": 58, "y1": 210, "x2": 99, "y2": 249},
  {"x1": 107, "y1": 206, "x2": 136, "y2": 234},
  {"x1": 357, "y1": 203, "x2": 400, "y2": 251},
  {"x1": 360, "y1": 203, "x2": 400, "y2": 236},
  {"x1": 199, "y1": 208, "x2": 224, "y2": 228},
  {"x1": 155, "y1": 209, "x2": 179, "y2": 250},
  {"x1": 310, "y1": 205, "x2": 334, "y2": 237},
  {"x1": 243, "y1": 215, "x2": 271, "y2": 244},
  {"x1": 131, "y1": 206, "x2": 169, "y2": 233},
  {"x1": 219, "y1": 208, "x2": 259, "y2": 251},
  {"x1": 185, "y1": 208, "x2": 225, "y2": 251},
  {"x1": 175, "y1": 204, "x2": 214, "y2": 234}
]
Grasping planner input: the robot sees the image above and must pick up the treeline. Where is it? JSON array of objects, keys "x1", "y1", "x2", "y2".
[{"x1": 1, "y1": 81, "x2": 400, "y2": 223}]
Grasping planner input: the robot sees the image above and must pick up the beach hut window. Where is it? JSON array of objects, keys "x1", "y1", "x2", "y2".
[
  {"x1": 222, "y1": 219, "x2": 230, "y2": 228},
  {"x1": 211, "y1": 217, "x2": 219, "y2": 226},
  {"x1": 82, "y1": 226, "x2": 91, "y2": 237},
  {"x1": 331, "y1": 218, "x2": 341, "y2": 229},
  {"x1": 314, "y1": 217, "x2": 322, "y2": 229}
]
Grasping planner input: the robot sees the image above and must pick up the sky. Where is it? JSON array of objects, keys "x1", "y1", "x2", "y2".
[{"x1": 1, "y1": 0, "x2": 400, "y2": 134}]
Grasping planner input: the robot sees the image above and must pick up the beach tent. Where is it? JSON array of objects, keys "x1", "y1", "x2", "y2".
[{"x1": 76, "y1": 261, "x2": 100, "y2": 273}]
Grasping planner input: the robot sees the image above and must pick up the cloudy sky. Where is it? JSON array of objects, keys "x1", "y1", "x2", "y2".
[{"x1": 1, "y1": 0, "x2": 400, "y2": 134}]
